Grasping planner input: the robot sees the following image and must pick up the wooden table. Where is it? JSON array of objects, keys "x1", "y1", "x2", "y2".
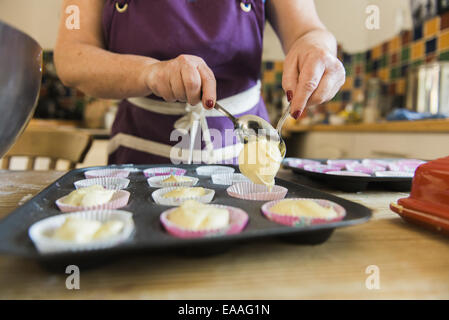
[{"x1": 0, "y1": 169, "x2": 448, "y2": 299}]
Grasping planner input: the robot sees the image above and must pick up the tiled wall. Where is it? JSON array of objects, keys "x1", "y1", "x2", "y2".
[{"x1": 261, "y1": 11, "x2": 449, "y2": 120}]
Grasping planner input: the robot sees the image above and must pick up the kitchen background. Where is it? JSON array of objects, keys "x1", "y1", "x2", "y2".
[{"x1": 2, "y1": 0, "x2": 449, "y2": 169}]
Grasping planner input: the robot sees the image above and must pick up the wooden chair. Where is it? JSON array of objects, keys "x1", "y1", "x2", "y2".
[{"x1": 1, "y1": 127, "x2": 92, "y2": 170}]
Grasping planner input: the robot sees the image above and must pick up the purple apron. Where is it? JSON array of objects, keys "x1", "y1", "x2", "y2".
[{"x1": 102, "y1": 0, "x2": 269, "y2": 164}]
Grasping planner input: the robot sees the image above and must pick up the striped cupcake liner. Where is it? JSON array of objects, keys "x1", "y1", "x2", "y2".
[
  {"x1": 84, "y1": 169, "x2": 130, "y2": 179},
  {"x1": 74, "y1": 177, "x2": 130, "y2": 190},
  {"x1": 152, "y1": 187, "x2": 215, "y2": 206},
  {"x1": 261, "y1": 198, "x2": 346, "y2": 227},
  {"x1": 143, "y1": 167, "x2": 187, "y2": 178},
  {"x1": 196, "y1": 165, "x2": 235, "y2": 177},
  {"x1": 147, "y1": 175, "x2": 199, "y2": 188},
  {"x1": 28, "y1": 210, "x2": 134, "y2": 254},
  {"x1": 160, "y1": 205, "x2": 249, "y2": 238},
  {"x1": 55, "y1": 190, "x2": 130, "y2": 212},
  {"x1": 226, "y1": 182, "x2": 288, "y2": 201}
]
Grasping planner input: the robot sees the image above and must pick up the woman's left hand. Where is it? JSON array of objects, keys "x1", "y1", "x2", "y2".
[{"x1": 282, "y1": 31, "x2": 346, "y2": 119}]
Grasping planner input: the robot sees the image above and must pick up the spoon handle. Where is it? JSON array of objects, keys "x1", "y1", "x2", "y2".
[
  {"x1": 276, "y1": 104, "x2": 292, "y2": 134},
  {"x1": 214, "y1": 102, "x2": 238, "y2": 124}
]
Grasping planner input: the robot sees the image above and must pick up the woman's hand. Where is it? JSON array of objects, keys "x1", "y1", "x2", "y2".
[
  {"x1": 143, "y1": 54, "x2": 217, "y2": 110},
  {"x1": 282, "y1": 31, "x2": 346, "y2": 119}
]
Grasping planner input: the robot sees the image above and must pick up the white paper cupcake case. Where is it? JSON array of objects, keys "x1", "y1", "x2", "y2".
[
  {"x1": 74, "y1": 177, "x2": 130, "y2": 190},
  {"x1": 56, "y1": 190, "x2": 130, "y2": 212},
  {"x1": 28, "y1": 210, "x2": 135, "y2": 254},
  {"x1": 143, "y1": 167, "x2": 187, "y2": 178},
  {"x1": 195, "y1": 165, "x2": 235, "y2": 176},
  {"x1": 147, "y1": 175, "x2": 199, "y2": 188},
  {"x1": 152, "y1": 187, "x2": 215, "y2": 206},
  {"x1": 226, "y1": 182, "x2": 288, "y2": 201},
  {"x1": 84, "y1": 169, "x2": 130, "y2": 179},
  {"x1": 261, "y1": 198, "x2": 346, "y2": 227},
  {"x1": 211, "y1": 173, "x2": 250, "y2": 185},
  {"x1": 160, "y1": 205, "x2": 249, "y2": 238}
]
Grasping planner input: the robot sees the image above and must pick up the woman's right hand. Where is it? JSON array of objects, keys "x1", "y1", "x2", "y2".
[{"x1": 143, "y1": 54, "x2": 217, "y2": 110}]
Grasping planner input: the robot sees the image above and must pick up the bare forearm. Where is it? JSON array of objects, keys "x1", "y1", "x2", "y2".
[
  {"x1": 268, "y1": 0, "x2": 336, "y2": 54},
  {"x1": 54, "y1": 43, "x2": 158, "y2": 99}
]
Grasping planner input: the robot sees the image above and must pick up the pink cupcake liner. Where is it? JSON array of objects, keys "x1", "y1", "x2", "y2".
[
  {"x1": 326, "y1": 171, "x2": 371, "y2": 177},
  {"x1": 143, "y1": 167, "x2": 187, "y2": 178},
  {"x1": 74, "y1": 177, "x2": 130, "y2": 190},
  {"x1": 261, "y1": 198, "x2": 346, "y2": 227},
  {"x1": 160, "y1": 205, "x2": 249, "y2": 238},
  {"x1": 304, "y1": 164, "x2": 341, "y2": 173},
  {"x1": 84, "y1": 169, "x2": 130, "y2": 179},
  {"x1": 226, "y1": 182, "x2": 287, "y2": 201},
  {"x1": 361, "y1": 159, "x2": 389, "y2": 168},
  {"x1": 346, "y1": 163, "x2": 386, "y2": 175},
  {"x1": 55, "y1": 190, "x2": 130, "y2": 213}
]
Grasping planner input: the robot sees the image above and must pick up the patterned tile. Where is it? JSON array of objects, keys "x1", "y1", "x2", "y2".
[
  {"x1": 413, "y1": 25, "x2": 423, "y2": 40},
  {"x1": 389, "y1": 36, "x2": 401, "y2": 52},
  {"x1": 439, "y1": 49, "x2": 449, "y2": 60},
  {"x1": 425, "y1": 38, "x2": 437, "y2": 53},
  {"x1": 441, "y1": 11, "x2": 449, "y2": 30},
  {"x1": 401, "y1": 46, "x2": 411, "y2": 62},
  {"x1": 411, "y1": 41, "x2": 425, "y2": 60},
  {"x1": 438, "y1": 30, "x2": 449, "y2": 51},
  {"x1": 424, "y1": 17, "x2": 440, "y2": 38}
]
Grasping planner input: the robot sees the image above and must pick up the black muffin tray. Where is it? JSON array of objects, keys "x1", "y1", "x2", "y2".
[
  {"x1": 0, "y1": 164, "x2": 371, "y2": 269},
  {"x1": 283, "y1": 158, "x2": 415, "y2": 192}
]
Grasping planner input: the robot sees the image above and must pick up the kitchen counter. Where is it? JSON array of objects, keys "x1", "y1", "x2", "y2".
[
  {"x1": 284, "y1": 118, "x2": 449, "y2": 133},
  {"x1": 0, "y1": 169, "x2": 448, "y2": 299}
]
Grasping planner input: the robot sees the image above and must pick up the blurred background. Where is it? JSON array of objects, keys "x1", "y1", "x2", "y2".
[{"x1": 1, "y1": 0, "x2": 449, "y2": 169}]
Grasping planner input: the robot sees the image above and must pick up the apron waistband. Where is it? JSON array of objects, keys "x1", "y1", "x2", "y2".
[{"x1": 113, "y1": 81, "x2": 261, "y2": 164}]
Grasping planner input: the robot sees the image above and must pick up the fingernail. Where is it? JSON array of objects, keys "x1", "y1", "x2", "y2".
[
  {"x1": 292, "y1": 110, "x2": 301, "y2": 120},
  {"x1": 287, "y1": 90, "x2": 293, "y2": 102},
  {"x1": 206, "y1": 100, "x2": 214, "y2": 109}
]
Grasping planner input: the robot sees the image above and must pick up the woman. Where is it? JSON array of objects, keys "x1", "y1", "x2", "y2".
[{"x1": 55, "y1": 0, "x2": 345, "y2": 165}]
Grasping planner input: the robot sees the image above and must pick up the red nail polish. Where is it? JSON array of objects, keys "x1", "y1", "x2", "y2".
[
  {"x1": 292, "y1": 110, "x2": 301, "y2": 120},
  {"x1": 287, "y1": 90, "x2": 293, "y2": 102},
  {"x1": 206, "y1": 100, "x2": 214, "y2": 109}
]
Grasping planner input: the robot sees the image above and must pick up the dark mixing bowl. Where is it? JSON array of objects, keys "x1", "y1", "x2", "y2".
[{"x1": 0, "y1": 20, "x2": 42, "y2": 158}]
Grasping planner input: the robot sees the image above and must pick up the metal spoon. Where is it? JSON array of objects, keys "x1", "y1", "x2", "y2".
[{"x1": 214, "y1": 102, "x2": 290, "y2": 158}]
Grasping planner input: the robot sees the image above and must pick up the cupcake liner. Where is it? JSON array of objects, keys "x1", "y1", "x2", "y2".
[
  {"x1": 261, "y1": 198, "x2": 346, "y2": 227},
  {"x1": 211, "y1": 173, "x2": 250, "y2": 185},
  {"x1": 196, "y1": 165, "x2": 235, "y2": 176},
  {"x1": 152, "y1": 187, "x2": 215, "y2": 206},
  {"x1": 326, "y1": 171, "x2": 371, "y2": 177},
  {"x1": 346, "y1": 163, "x2": 386, "y2": 175},
  {"x1": 28, "y1": 210, "x2": 134, "y2": 254},
  {"x1": 226, "y1": 182, "x2": 288, "y2": 201},
  {"x1": 56, "y1": 190, "x2": 130, "y2": 212},
  {"x1": 74, "y1": 177, "x2": 130, "y2": 190},
  {"x1": 84, "y1": 169, "x2": 130, "y2": 179},
  {"x1": 285, "y1": 159, "x2": 321, "y2": 169},
  {"x1": 361, "y1": 159, "x2": 389, "y2": 168},
  {"x1": 304, "y1": 164, "x2": 341, "y2": 173},
  {"x1": 143, "y1": 167, "x2": 187, "y2": 178},
  {"x1": 147, "y1": 175, "x2": 199, "y2": 188},
  {"x1": 375, "y1": 171, "x2": 414, "y2": 178},
  {"x1": 327, "y1": 160, "x2": 359, "y2": 169},
  {"x1": 160, "y1": 205, "x2": 249, "y2": 238},
  {"x1": 388, "y1": 161, "x2": 424, "y2": 172}
]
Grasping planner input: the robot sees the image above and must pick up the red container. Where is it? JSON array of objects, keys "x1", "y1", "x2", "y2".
[{"x1": 390, "y1": 156, "x2": 449, "y2": 236}]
